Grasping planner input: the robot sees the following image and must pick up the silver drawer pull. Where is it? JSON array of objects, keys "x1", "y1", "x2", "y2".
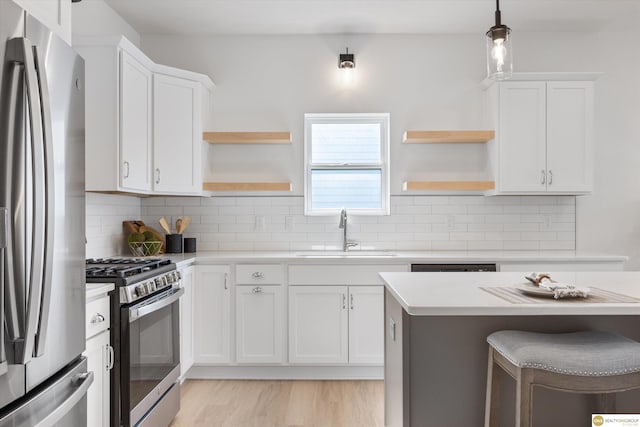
[
  {"x1": 252, "y1": 287, "x2": 263, "y2": 293},
  {"x1": 90, "y1": 313, "x2": 105, "y2": 324},
  {"x1": 252, "y1": 272, "x2": 264, "y2": 279}
]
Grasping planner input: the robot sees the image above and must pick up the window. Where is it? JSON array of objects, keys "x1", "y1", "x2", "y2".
[{"x1": 304, "y1": 113, "x2": 390, "y2": 215}]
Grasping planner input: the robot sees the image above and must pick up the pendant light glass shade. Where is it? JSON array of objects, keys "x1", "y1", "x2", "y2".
[{"x1": 486, "y1": 0, "x2": 513, "y2": 80}]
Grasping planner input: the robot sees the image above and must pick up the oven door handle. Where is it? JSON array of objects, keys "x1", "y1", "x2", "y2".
[{"x1": 128, "y1": 287, "x2": 184, "y2": 323}]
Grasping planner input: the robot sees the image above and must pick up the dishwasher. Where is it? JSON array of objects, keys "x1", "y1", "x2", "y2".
[{"x1": 411, "y1": 263, "x2": 497, "y2": 272}]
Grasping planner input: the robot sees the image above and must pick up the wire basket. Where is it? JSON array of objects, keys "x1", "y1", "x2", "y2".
[{"x1": 128, "y1": 241, "x2": 162, "y2": 257}]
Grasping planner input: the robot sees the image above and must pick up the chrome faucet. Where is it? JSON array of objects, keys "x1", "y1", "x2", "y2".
[{"x1": 338, "y1": 208, "x2": 358, "y2": 252}]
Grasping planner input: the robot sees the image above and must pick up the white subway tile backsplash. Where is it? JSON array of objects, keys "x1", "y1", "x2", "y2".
[
  {"x1": 503, "y1": 241, "x2": 541, "y2": 250},
  {"x1": 88, "y1": 193, "x2": 577, "y2": 255}
]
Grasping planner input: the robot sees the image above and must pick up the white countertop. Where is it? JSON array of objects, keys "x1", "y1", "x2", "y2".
[
  {"x1": 380, "y1": 271, "x2": 640, "y2": 316},
  {"x1": 158, "y1": 250, "x2": 626, "y2": 264},
  {"x1": 85, "y1": 282, "x2": 114, "y2": 300}
]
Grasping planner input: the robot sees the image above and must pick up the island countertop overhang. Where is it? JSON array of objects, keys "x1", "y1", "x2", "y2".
[{"x1": 380, "y1": 271, "x2": 640, "y2": 316}]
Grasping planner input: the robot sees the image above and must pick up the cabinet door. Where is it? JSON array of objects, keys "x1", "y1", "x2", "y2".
[
  {"x1": 153, "y1": 74, "x2": 201, "y2": 194},
  {"x1": 236, "y1": 285, "x2": 283, "y2": 363},
  {"x1": 289, "y1": 286, "x2": 348, "y2": 364},
  {"x1": 546, "y1": 81, "x2": 593, "y2": 193},
  {"x1": 348, "y1": 286, "x2": 384, "y2": 365},
  {"x1": 193, "y1": 265, "x2": 231, "y2": 364},
  {"x1": 120, "y1": 49, "x2": 152, "y2": 192},
  {"x1": 498, "y1": 82, "x2": 547, "y2": 192},
  {"x1": 86, "y1": 330, "x2": 110, "y2": 427},
  {"x1": 179, "y1": 266, "x2": 195, "y2": 378}
]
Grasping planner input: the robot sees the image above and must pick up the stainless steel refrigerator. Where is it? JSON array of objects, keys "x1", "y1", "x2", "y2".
[{"x1": 0, "y1": 2, "x2": 91, "y2": 425}]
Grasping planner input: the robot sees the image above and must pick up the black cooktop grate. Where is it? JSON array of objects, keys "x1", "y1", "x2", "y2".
[{"x1": 86, "y1": 258, "x2": 172, "y2": 279}]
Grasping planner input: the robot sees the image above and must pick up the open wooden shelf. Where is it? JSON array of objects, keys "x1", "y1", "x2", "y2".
[
  {"x1": 203, "y1": 182, "x2": 292, "y2": 192},
  {"x1": 403, "y1": 181, "x2": 495, "y2": 191},
  {"x1": 402, "y1": 130, "x2": 495, "y2": 144},
  {"x1": 203, "y1": 131, "x2": 292, "y2": 144}
]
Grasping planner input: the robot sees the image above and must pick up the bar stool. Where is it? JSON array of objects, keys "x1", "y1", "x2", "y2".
[{"x1": 484, "y1": 330, "x2": 640, "y2": 427}]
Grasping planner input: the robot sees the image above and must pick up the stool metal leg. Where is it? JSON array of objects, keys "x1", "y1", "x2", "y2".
[
  {"x1": 516, "y1": 369, "x2": 534, "y2": 427},
  {"x1": 484, "y1": 348, "x2": 500, "y2": 427}
]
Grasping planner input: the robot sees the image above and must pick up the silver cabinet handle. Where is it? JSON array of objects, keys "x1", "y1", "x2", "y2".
[
  {"x1": 342, "y1": 293, "x2": 346, "y2": 309},
  {"x1": 106, "y1": 345, "x2": 114, "y2": 370},
  {"x1": 155, "y1": 168, "x2": 160, "y2": 184},
  {"x1": 224, "y1": 273, "x2": 228, "y2": 290},
  {"x1": 90, "y1": 313, "x2": 105, "y2": 324},
  {"x1": 252, "y1": 287, "x2": 263, "y2": 293},
  {"x1": 252, "y1": 272, "x2": 264, "y2": 279},
  {"x1": 350, "y1": 294, "x2": 354, "y2": 310},
  {"x1": 548, "y1": 170, "x2": 553, "y2": 185},
  {"x1": 123, "y1": 160, "x2": 130, "y2": 178},
  {"x1": 541, "y1": 169, "x2": 546, "y2": 185}
]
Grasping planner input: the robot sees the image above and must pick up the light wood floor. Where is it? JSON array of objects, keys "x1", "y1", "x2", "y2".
[{"x1": 169, "y1": 379, "x2": 384, "y2": 427}]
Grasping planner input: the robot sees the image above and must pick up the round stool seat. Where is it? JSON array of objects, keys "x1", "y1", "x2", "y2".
[{"x1": 487, "y1": 330, "x2": 640, "y2": 377}]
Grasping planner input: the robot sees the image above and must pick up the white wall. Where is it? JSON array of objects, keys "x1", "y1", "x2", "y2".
[
  {"x1": 137, "y1": 31, "x2": 640, "y2": 268},
  {"x1": 72, "y1": 0, "x2": 140, "y2": 46}
]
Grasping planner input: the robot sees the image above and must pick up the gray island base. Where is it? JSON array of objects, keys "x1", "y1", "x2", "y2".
[{"x1": 381, "y1": 272, "x2": 640, "y2": 427}]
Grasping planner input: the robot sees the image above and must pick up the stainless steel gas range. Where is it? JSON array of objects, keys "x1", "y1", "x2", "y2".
[{"x1": 86, "y1": 258, "x2": 183, "y2": 427}]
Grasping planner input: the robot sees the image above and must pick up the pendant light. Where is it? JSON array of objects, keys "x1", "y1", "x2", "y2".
[
  {"x1": 339, "y1": 47, "x2": 355, "y2": 85},
  {"x1": 486, "y1": 0, "x2": 512, "y2": 80}
]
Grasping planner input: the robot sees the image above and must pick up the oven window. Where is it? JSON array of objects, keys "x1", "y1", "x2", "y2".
[{"x1": 128, "y1": 300, "x2": 179, "y2": 410}]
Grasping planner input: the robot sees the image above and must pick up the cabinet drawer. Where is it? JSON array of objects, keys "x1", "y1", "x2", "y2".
[
  {"x1": 289, "y1": 264, "x2": 409, "y2": 285},
  {"x1": 236, "y1": 264, "x2": 283, "y2": 285},
  {"x1": 86, "y1": 296, "x2": 110, "y2": 339}
]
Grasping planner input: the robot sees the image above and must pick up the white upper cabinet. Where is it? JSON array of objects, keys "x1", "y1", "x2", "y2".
[
  {"x1": 14, "y1": 0, "x2": 71, "y2": 44},
  {"x1": 120, "y1": 49, "x2": 153, "y2": 192},
  {"x1": 153, "y1": 72, "x2": 202, "y2": 194},
  {"x1": 487, "y1": 74, "x2": 596, "y2": 195},
  {"x1": 545, "y1": 81, "x2": 594, "y2": 193},
  {"x1": 74, "y1": 36, "x2": 213, "y2": 195}
]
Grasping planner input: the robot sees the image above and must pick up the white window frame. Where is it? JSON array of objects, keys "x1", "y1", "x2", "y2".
[{"x1": 304, "y1": 113, "x2": 390, "y2": 216}]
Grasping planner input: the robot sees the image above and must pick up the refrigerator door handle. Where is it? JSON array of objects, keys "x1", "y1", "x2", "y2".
[
  {"x1": 11, "y1": 37, "x2": 47, "y2": 365},
  {"x1": 0, "y1": 207, "x2": 7, "y2": 376},
  {"x1": 32, "y1": 44, "x2": 55, "y2": 358},
  {"x1": 2, "y1": 59, "x2": 25, "y2": 346},
  {"x1": 33, "y1": 371, "x2": 94, "y2": 427}
]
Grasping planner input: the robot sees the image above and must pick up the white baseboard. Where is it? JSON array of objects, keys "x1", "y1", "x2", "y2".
[{"x1": 186, "y1": 365, "x2": 384, "y2": 380}]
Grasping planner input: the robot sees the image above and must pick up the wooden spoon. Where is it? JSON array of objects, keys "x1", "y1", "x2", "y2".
[
  {"x1": 176, "y1": 218, "x2": 184, "y2": 234},
  {"x1": 159, "y1": 217, "x2": 172, "y2": 234},
  {"x1": 181, "y1": 216, "x2": 191, "y2": 233}
]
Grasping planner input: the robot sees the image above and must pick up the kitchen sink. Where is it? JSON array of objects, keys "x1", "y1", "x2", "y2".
[{"x1": 295, "y1": 251, "x2": 398, "y2": 258}]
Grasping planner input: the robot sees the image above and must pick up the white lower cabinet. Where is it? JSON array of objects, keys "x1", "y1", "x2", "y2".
[
  {"x1": 348, "y1": 286, "x2": 384, "y2": 364},
  {"x1": 193, "y1": 265, "x2": 231, "y2": 364},
  {"x1": 236, "y1": 285, "x2": 284, "y2": 363},
  {"x1": 179, "y1": 266, "x2": 195, "y2": 378},
  {"x1": 85, "y1": 285, "x2": 113, "y2": 427},
  {"x1": 86, "y1": 331, "x2": 110, "y2": 427},
  {"x1": 288, "y1": 285, "x2": 384, "y2": 365},
  {"x1": 289, "y1": 286, "x2": 349, "y2": 364}
]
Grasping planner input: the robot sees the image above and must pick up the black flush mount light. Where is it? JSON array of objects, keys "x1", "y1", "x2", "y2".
[
  {"x1": 339, "y1": 47, "x2": 355, "y2": 70},
  {"x1": 486, "y1": 0, "x2": 513, "y2": 80}
]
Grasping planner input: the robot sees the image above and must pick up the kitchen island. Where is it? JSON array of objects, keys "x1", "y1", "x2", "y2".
[{"x1": 381, "y1": 272, "x2": 640, "y2": 427}]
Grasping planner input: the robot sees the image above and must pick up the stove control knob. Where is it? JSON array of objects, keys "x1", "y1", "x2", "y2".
[
  {"x1": 136, "y1": 284, "x2": 147, "y2": 297},
  {"x1": 148, "y1": 280, "x2": 156, "y2": 292}
]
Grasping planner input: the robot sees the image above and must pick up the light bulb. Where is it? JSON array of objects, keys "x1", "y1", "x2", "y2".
[
  {"x1": 491, "y1": 39, "x2": 506, "y2": 73},
  {"x1": 341, "y1": 67, "x2": 355, "y2": 85}
]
